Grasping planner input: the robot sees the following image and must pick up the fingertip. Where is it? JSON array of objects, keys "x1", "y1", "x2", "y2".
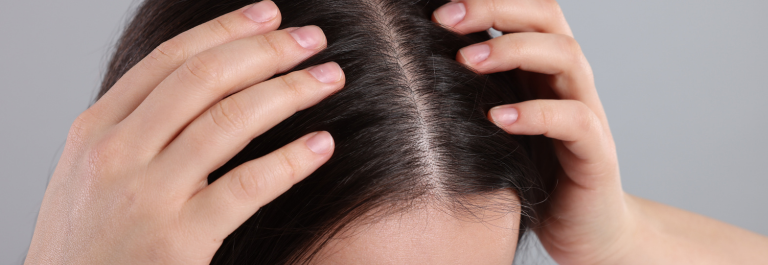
[
  {"x1": 305, "y1": 131, "x2": 334, "y2": 155},
  {"x1": 489, "y1": 106, "x2": 519, "y2": 127},
  {"x1": 243, "y1": 0, "x2": 279, "y2": 23},
  {"x1": 337, "y1": 62, "x2": 347, "y2": 83},
  {"x1": 308, "y1": 62, "x2": 343, "y2": 84},
  {"x1": 458, "y1": 43, "x2": 491, "y2": 66},
  {"x1": 289, "y1": 25, "x2": 327, "y2": 50},
  {"x1": 433, "y1": 1, "x2": 466, "y2": 28}
]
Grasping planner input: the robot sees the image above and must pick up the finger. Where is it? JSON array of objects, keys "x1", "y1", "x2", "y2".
[
  {"x1": 181, "y1": 131, "x2": 334, "y2": 242},
  {"x1": 119, "y1": 25, "x2": 327, "y2": 153},
  {"x1": 432, "y1": 0, "x2": 573, "y2": 36},
  {"x1": 488, "y1": 100, "x2": 611, "y2": 166},
  {"x1": 88, "y1": 1, "x2": 282, "y2": 130},
  {"x1": 457, "y1": 32, "x2": 604, "y2": 119},
  {"x1": 154, "y1": 62, "x2": 344, "y2": 190}
]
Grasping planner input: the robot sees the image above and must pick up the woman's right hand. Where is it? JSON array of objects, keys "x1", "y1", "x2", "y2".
[{"x1": 25, "y1": 1, "x2": 345, "y2": 264}]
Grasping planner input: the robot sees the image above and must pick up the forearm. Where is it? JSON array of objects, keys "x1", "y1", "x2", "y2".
[{"x1": 616, "y1": 194, "x2": 768, "y2": 264}]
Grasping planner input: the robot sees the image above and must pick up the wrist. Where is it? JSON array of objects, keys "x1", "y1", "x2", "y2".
[
  {"x1": 587, "y1": 193, "x2": 662, "y2": 265},
  {"x1": 603, "y1": 194, "x2": 703, "y2": 265}
]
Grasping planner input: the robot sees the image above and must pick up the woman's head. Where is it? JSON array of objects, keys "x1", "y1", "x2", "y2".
[{"x1": 100, "y1": 0, "x2": 557, "y2": 263}]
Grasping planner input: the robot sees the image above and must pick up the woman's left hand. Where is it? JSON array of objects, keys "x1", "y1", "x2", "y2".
[
  {"x1": 433, "y1": 1, "x2": 632, "y2": 265},
  {"x1": 434, "y1": 2, "x2": 768, "y2": 264}
]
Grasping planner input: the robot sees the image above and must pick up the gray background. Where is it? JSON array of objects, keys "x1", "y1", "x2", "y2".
[{"x1": 1, "y1": 0, "x2": 766, "y2": 263}]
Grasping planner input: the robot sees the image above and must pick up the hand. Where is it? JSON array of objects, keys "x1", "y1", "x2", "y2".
[
  {"x1": 433, "y1": 1, "x2": 632, "y2": 264},
  {"x1": 25, "y1": 2, "x2": 345, "y2": 264}
]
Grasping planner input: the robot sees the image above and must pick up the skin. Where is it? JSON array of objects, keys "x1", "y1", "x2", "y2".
[
  {"x1": 312, "y1": 193, "x2": 521, "y2": 265},
  {"x1": 25, "y1": 0, "x2": 768, "y2": 264},
  {"x1": 434, "y1": 0, "x2": 768, "y2": 264},
  {"x1": 26, "y1": 2, "x2": 343, "y2": 264}
]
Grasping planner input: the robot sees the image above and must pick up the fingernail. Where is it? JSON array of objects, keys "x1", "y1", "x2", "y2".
[
  {"x1": 306, "y1": 132, "x2": 334, "y2": 154},
  {"x1": 434, "y1": 2, "x2": 466, "y2": 27},
  {"x1": 459, "y1": 44, "x2": 490, "y2": 65},
  {"x1": 244, "y1": 1, "x2": 278, "y2": 23},
  {"x1": 308, "y1": 62, "x2": 342, "y2": 84},
  {"x1": 290, "y1": 26, "x2": 324, "y2": 49},
  {"x1": 490, "y1": 106, "x2": 519, "y2": 126}
]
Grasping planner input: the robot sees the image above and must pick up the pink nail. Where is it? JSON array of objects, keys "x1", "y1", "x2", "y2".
[
  {"x1": 290, "y1": 26, "x2": 324, "y2": 49},
  {"x1": 490, "y1": 106, "x2": 518, "y2": 126},
  {"x1": 308, "y1": 62, "x2": 342, "y2": 84},
  {"x1": 460, "y1": 43, "x2": 490, "y2": 64},
  {"x1": 243, "y1": 1, "x2": 278, "y2": 23},
  {"x1": 306, "y1": 132, "x2": 334, "y2": 154},
  {"x1": 434, "y1": 2, "x2": 466, "y2": 27}
]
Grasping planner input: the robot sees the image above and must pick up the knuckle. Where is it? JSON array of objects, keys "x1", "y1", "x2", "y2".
[
  {"x1": 573, "y1": 102, "x2": 601, "y2": 136},
  {"x1": 535, "y1": 100, "x2": 555, "y2": 129},
  {"x1": 68, "y1": 112, "x2": 96, "y2": 146},
  {"x1": 229, "y1": 165, "x2": 266, "y2": 201},
  {"x1": 541, "y1": 0, "x2": 564, "y2": 16},
  {"x1": 488, "y1": 0, "x2": 500, "y2": 13},
  {"x1": 277, "y1": 73, "x2": 306, "y2": 101},
  {"x1": 273, "y1": 149, "x2": 299, "y2": 182},
  {"x1": 507, "y1": 36, "x2": 526, "y2": 56},
  {"x1": 84, "y1": 134, "x2": 130, "y2": 178},
  {"x1": 254, "y1": 34, "x2": 283, "y2": 63},
  {"x1": 208, "y1": 97, "x2": 248, "y2": 134},
  {"x1": 149, "y1": 39, "x2": 187, "y2": 65},
  {"x1": 207, "y1": 17, "x2": 237, "y2": 41},
  {"x1": 182, "y1": 53, "x2": 224, "y2": 85},
  {"x1": 555, "y1": 35, "x2": 584, "y2": 65}
]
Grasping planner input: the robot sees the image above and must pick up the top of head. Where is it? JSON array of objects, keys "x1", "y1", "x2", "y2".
[{"x1": 100, "y1": 0, "x2": 556, "y2": 263}]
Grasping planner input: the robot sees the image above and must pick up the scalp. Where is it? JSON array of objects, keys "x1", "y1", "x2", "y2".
[{"x1": 100, "y1": 0, "x2": 555, "y2": 264}]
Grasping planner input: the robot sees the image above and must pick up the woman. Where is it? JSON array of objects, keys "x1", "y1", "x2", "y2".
[{"x1": 25, "y1": 0, "x2": 768, "y2": 264}]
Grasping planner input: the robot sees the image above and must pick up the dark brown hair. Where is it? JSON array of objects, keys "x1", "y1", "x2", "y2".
[{"x1": 100, "y1": 0, "x2": 558, "y2": 263}]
